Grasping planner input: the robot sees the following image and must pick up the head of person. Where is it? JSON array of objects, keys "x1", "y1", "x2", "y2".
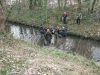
[
  {"x1": 62, "y1": 27, "x2": 65, "y2": 29},
  {"x1": 56, "y1": 26, "x2": 59, "y2": 30},
  {"x1": 40, "y1": 24, "x2": 43, "y2": 28},
  {"x1": 47, "y1": 29, "x2": 50, "y2": 32},
  {"x1": 64, "y1": 12, "x2": 66, "y2": 14}
]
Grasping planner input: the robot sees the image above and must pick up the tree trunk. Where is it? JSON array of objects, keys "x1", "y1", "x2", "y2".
[
  {"x1": 0, "y1": 0, "x2": 6, "y2": 31},
  {"x1": 29, "y1": 0, "x2": 41, "y2": 9},
  {"x1": 64, "y1": 0, "x2": 67, "y2": 9},
  {"x1": 38, "y1": 0, "x2": 43, "y2": 7},
  {"x1": 43, "y1": 0, "x2": 48, "y2": 23},
  {"x1": 58, "y1": 0, "x2": 61, "y2": 9},
  {"x1": 18, "y1": 0, "x2": 21, "y2": 12},
  {"x1": 29, "y1": 0, "x2": 33, "y2": 9},
  {"x1": 33, "y1": 0, "x2": 37, "y2": 6},
  {"x1": 21, "y1": 0, "x2": 26, "y2": 7},
  {"x1": 77, "y1": 0, "x2": 81, "y2": 12},
  {"x1": 90, "y1": 0, "x2": 97, "y2": 13},
  {"x1": 70, "y1": 0, "x2": 72, "y2": 5}
]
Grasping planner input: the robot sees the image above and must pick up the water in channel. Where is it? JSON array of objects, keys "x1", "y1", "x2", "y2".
[{"x1": 6, "y1": 23, "x2": 100, "y2": 62}]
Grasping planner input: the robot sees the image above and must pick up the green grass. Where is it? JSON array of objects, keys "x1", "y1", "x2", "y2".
[{"x1": 42, "y1": 47, "x2": 67, "y2": 57}]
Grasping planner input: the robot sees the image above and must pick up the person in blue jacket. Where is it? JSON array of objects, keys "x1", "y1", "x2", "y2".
[{"x1": 39, "y1": 24, "x2": 45, "y2": 35}]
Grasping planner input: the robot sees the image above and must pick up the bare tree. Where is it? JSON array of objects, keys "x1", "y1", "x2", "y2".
[
  {"x1": 64, "y1": 0, "x2": 67, "y2": 9},
  {"x1": 77, "y1": 0, "x2": 81, "y2": 12},
  {"x1": 29, "y1": 0, "x2": 33, "y2": 9},
  {"x1": 90, "y1": 0, "x2": 97, "y2": 13},
  {"x1": 0, "y1": 0, "x2": 6, "y2": 31},
  {"x1": 58, "y1": 0, "x2": 61, "y2": 9}
]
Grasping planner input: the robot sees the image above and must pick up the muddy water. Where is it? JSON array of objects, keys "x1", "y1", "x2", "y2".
[{"x1": 6, "y1": 23, "x2": 100, "y2": 62}]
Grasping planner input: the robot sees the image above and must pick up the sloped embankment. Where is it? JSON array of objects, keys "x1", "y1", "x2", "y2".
[{"x1": 0, "y1": 34, "x2": 100, "y2": 75}]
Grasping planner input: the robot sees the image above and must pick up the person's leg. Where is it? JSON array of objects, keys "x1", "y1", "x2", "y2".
[
  {"x1": 77, "y1": 19, "x2": 78, "y2": 24},
  {"x1": 79, "y1": 19, "x2": 80, "y2": 25},
  {"x1": 77, "y1": 19, "x2": 80, "y2": 25},
  {"x1": 64, "y1": 18, "x2": 67, "y2": 24},
  {"x1": 65, "y1": 17, "x2": 67, "y2": 24},
  {"x1": 64, "y1": 33, "x2": 66, "y2": 37},
  {"x1": 46, "y1": 39, "x2": 49, "y2": 45},
  {"x1": 63, "y1": 18, "x2": 65, "y2": 24},
  {"x1": 44, "y1": 39, "x2": 47, "y2": 45},
  {"x1": 48, "y1": 39, "x2": 51, "y2": 45}
]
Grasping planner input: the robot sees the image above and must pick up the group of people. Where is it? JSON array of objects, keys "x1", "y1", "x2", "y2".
[
  {"x1": 39, "y1": 24, "x2": 67, "y2": 45},
  {"x1": 62, "y1": 12, "x2": 82, "y2": 25},
  {"x1": 39, "y1": 12, "x2": 82, "y2": 45}
]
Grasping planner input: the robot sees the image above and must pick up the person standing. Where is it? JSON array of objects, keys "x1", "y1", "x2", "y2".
[
  {"x1": 54, "y1": 27, "x2": 59, "y2": 38},
  {"x1": 39, "y1": 24, "x2": 45, "y2": 35},
  {"x1": 62, "y1": 27, "x2": 67, "y2": 37},
  {"x1": 51, "y1": 27, "x2": 55, "y2": 34},
  {"x1": 62, "y1": 12, "x2": 68, "y2": 24},
  {"x1": 45, "y1": 29, "x2": 52, "y2": 45},
  {"x1": 76, "y1": 13, "x2": 82, "y2": 25}
]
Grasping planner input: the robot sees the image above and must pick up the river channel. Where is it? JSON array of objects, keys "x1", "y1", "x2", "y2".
[{"x1": 6, "y1": 23, "x2": 100, "y2": 62}]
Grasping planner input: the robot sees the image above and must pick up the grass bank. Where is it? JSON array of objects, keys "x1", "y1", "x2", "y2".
[{"x1": 0, "y1": 33, "x2": 100, "y2": 75}]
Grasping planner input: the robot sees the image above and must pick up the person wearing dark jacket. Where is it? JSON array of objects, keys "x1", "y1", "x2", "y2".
[
  {"x1": 39, "y1": 24, "x2": 45, "y2": 35},
  {"x1": 62, "y1": 12, "x2": 67, "y2": 24},
  {"x1": 76, "y1": 13, "x2": 82, "y2": 25},
  {"x1": 45, "y1": 29, "x2": 52, "y2": 45},
  {"x1": 62, "y1": 27, "x2": 67, "y2": 37}
]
